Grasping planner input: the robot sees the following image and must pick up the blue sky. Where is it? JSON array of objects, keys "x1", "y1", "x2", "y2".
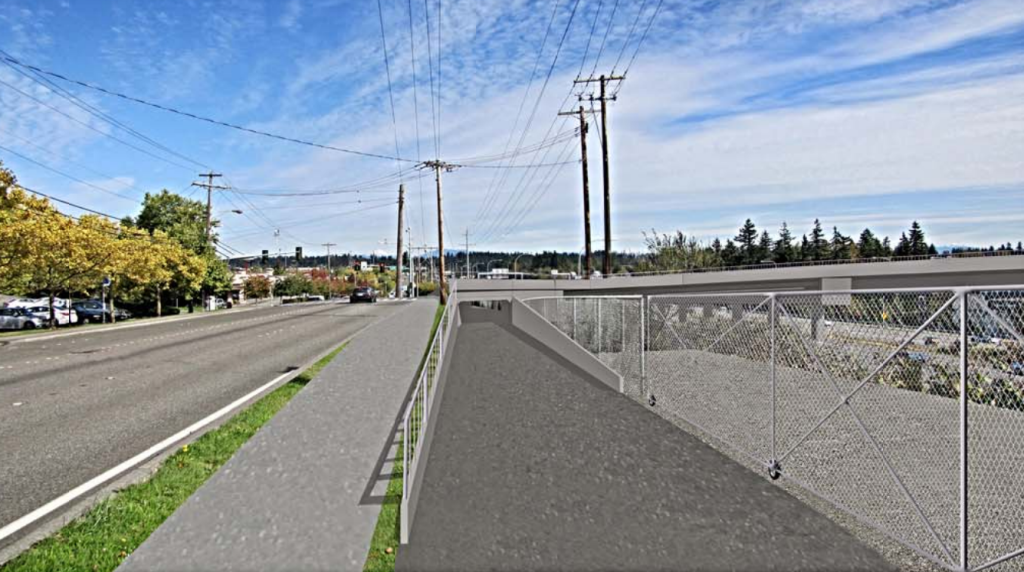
[{"x1": 0, "y1": 0, "x2": 1022, "y2": 257}]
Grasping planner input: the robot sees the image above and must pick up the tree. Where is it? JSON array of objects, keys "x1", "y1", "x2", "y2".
[
  {"x1": 894, "y1": 232, "x2": 910, "y2": 256},
  {"x1": 721, "y1": 239, "x2": 740, "y2": 266},
  {"x1": 807, "y1": 219, "x2": 827, "y2": 260},
  {"x1": 757, "y1": 230, "x2": 773, "y2": 263},
  {"x1": 734, "y1": 219, "x2": 759, "y2": 264},
  {"x1": 907, "y1": 221, "x2": 929, "y2": 255},
  {"x1": 128, "y1": 190, "x2": 216, "y2": 255},
  {"x1": 830, "y1": 226, "x2": 852, "y2": 259},
  {"x1": 773, "y1": 222, "x2": 795, "y2": 263},
  {"x1": 799, "y1": 234, "x2": 810, "y2": 260},
  {"x1": 244, "y1": 275, "x2": 272, "y2": 299},
  {"x1": 857, "y1": 228, "x2": 884, "y2": 258}
]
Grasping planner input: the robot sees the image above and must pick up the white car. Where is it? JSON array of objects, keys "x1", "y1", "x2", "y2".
[
  {"x1": 5, "y1": 297, "x2": 45, "y2": 309},
  {"x1": 25, "y1": 305, "x2": 79, "y2": 326}
]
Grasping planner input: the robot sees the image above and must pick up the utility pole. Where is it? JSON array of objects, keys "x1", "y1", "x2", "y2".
[
  {"x1": 575, "y1": 74, "x2": 623, "y2": 275},
  {"x1": 396, "y1": 184, "x2": 405, "y2": 299},
  {"x1": 558, "y1": 105, "x2": 593, "y2": 277},
  {"x1": 422, "y1": 160, "x2": 456, "y2": 304},
  {"x1": 192, "y1": 172, "x2": 226, "y2": 250},
  {"x1": 407, "y1": 225, "x2": 415, "y2": 298},
  {"x1": 321, "y1": 242, "x2": 336, "y2": 281}
]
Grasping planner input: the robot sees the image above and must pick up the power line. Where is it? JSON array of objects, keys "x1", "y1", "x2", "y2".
[
  {"x1": 614, "y1": 0, "x2": 664, "y2": 95},
  {"x1": 0, "y1": 53, "x2": 417, "y2": 163},
  {"x1": 0, "y1": 127, "x2": 150, "y2": 197},
  {"x1": 407, "y1": 0, "x2": 429, "y2": 248},
  {"x1": 0, "y1": 144, "x2": 138, "y2": 203},
  {"x1": 377, "y1": 0, "x2": 407, "y2": 182},
  {"x1": 423, "y1": 0, "x2": 439, "y2": 160},
  {"x1": 0, "y1": 48, "x2": 210, "y2": 171},
  {"x1": 0, "y1": 75, "x2": 195, "y2": 172},
  {"x1": 611, "y1": 0, "x2": 649, "y2": 74}
]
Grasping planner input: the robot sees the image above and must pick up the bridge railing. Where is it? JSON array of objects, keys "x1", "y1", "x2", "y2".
[
  {"x1": 400, "y1": 285, "x2": 458, "y2": 543},
  {"x1": 526, "y1": 286, "x2": 1024, "y2": 572}
]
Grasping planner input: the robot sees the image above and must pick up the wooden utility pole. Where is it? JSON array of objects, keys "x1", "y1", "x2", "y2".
[
  {"x1": 192, "y1": 172, "x2": 226, "y2": 250},
  {"x1": 422, "y1": 161, "x2": 456, "y2": 304},
  {"x1": 321, "y1": 242, "x2": 337, "y2": 274},
  {"x1": 574, "y1": 74, "x2": 623, "y2": 275},
  {"x1": 395, "y1": 184, "x2": 405, "y2": 299},
  {"x1": 464, "y1": 229, "x2": 471, "y2": 278},
  {"x1": 558, "y1": 105, "x2": 593, "y2": 277}
]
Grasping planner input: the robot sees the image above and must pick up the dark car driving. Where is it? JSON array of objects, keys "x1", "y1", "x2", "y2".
[{"x1": 351, "y1": 287, "x2": 377, "y2": 303}]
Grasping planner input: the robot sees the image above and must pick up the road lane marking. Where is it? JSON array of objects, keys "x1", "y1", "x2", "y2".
[{"x1": 0, "y1": 366, "x2": 301, "y2": 543}]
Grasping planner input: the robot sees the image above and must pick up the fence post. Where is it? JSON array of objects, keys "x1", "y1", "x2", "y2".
[
  {"x1": 621, "y1": 299, "x2": 626, "y2": 352},
  {"x1": 959, "y1": 290, "x2": 969, "y2": 571},
  {"x1": 641, "y1": 296, "x2": 647, "y2": 399},
  {"x1": 597, "y1": 298, "x2": 603, "y2": 354},
  {"x1": 770, "y1": 293, "x2": 777, "y2": 463}
]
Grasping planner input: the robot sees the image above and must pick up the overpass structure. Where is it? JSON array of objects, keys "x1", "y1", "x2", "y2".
[{"x1": 456, "y1": 254, "x2": 1024, "y2": 301}]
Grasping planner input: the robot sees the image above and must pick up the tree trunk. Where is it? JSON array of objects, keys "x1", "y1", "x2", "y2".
[
  {"x1": 156, "y1": 285, "x2": 162, "y2": 318},
  {"x1": 110, "y1": 289, "x2": 116, "y2": 324},
  {"x1": 48, "y1": 291, "x2": 56, "y2": 329}
]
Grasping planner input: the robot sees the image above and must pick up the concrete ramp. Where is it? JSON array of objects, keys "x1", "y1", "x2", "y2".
[{"x1": 397, "y1": 309, "x2": 892, "y2": 571}]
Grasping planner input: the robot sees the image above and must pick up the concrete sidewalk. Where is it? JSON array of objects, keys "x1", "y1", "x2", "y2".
[
  {"x1": 398, "y1": 311, "x2": 893, "y2": 572},
  {"x1": 120, "y1": 298, "x2": 439, "y2": 572}
]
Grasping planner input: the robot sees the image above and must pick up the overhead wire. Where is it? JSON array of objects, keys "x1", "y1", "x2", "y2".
[
  {"x1": 613, "y1": 0, "x2": 664, "y2": 96},
  {"x1": 0, "y1": 53, "x2": 416, "y2": 163},
  {"x1": 408, "y1": 0, "x2": 428, "y2": 247},
  {"x1": 0, "y1": 144, "x2": 139, "y2": 203},
  {"x1": 610, "y1": 0, "x2": 649, "y2": 74},
  {"x1": 377, "y1": 0, "x2": 408, "y2": 184}
]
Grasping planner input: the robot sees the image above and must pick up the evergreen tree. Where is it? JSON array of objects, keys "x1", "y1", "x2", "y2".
[
  {"x1": 907, "y1": 221, "x2": 928, "y2": 255},
  {"x1": 830, "y1": 226, "x2": 852, "y2": 259},
  {"x1": 773, "y1": 222, "x2": 795, "y2": 263},
  {"x1": 711, "y1": 238, "x2": 723, "y2": 266},
  {"x1": 757, "y1": 230, "x2": 773, "y2": 263},
  {"x1": 894, "y1": 232, "x2": 910, "y2": 256},
  {"x1": 721, "y1": 239, "x2": 740, "y2": 266},
  {"x1": 857, "y1": 228, "x2": 883, "y2": 258},
  {"x1": 807, "y1": 219, "x2": 827, "y2": 260},
  {"x1": 882, "y1": 236, "x2": 893, "y2": 256},
  {"x1": 1017, "y1": 241, "x2": 1023, "y2": 253},
  {"x1": 799, "y1": 234, "x2": 810, "y2": 260},
  {"x1": 734, "y1": 219, "x2": 759, "y2": 264}
]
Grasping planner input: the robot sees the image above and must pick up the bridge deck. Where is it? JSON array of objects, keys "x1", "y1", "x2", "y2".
[{"x1": 397, "y1": 313, "x2": 892, "y2": 571}]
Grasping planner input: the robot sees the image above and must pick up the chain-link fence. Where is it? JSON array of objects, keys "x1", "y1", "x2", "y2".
[
  {"x1": 523, "y1": 296, "x2": 645, "y2": 398},
  {"x1": 527, "y1": 287, "x2": 1024, "y2": 572}
]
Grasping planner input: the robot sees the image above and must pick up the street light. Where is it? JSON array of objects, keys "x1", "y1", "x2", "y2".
[{"x1": 512, "y1": 253, "x2": 527, "y2": 274}]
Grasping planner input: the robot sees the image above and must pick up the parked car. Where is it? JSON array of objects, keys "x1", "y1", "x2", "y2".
[
  {"x1": 72, "y1": 300, "x2": 131, "y2": 324},
  {"x1": 1011, "y1": 362, "x2": 1024, "y2": 377},
  {"x1": 4, "y1": 297, "x2": 45, "y2": 309},
  {"x1": 25, "y1": 305, "x2": 78, "y2": 326},
  {"x1": 350, "y1": 287, "x2": 378, "y2": 303},
  {"x1": 0, "y1": 307, "x2": 46, "y2": 330},
  {"x1": 214, "y1": 298, "x2": 227, "y2": 310}
]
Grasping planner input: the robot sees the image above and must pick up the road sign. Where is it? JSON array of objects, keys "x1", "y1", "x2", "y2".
[{"x1": 102, "y1": 276, "x2": 111, "y2": 288}]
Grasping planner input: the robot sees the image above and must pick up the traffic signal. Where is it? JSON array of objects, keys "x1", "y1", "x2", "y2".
[
  {"x1": 261, "y1": 250, "x2": 269, "y2": 265},
  {"x1": 295, "y1": 246, "x2": 303, "y2": 261}
]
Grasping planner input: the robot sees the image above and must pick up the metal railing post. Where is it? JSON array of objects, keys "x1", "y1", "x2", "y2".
[
  {"x1": 641, "y1": 296, "x2": 647, "y2": 398},
  {"x1": 959, "y1": 290, "x2": 969, "y2": 571},
  {"x1": 770, "y1": 294, "x2": 777, "y2": 463},
  {"x1": 597, "y1": 298, "x2": 603, "y2": 354},
  {"x1": 621, "y1": 299, "x2": 626, "y2": 352}
]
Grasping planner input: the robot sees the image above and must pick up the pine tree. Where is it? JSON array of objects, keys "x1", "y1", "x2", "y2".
[
  {"x1": 830, "y1": 226, "x2": 852, "y2": 259},
  {"x1": 857, "y1": 228, "x2": 882, "y2": 258},
  {"x1": 774, "y1": 222, "x2": 795, "y2": 263},
  {"x1": 907, "y1": 221, "x2": 928, "y2": 255},
  {"x1": 895, "y1": 232, "x2": 910, "y2": 256},
  {"x1": 721, "y1": 239, "x2": 740, "y2": 266},
  {"x1": 711, "y1": 238, "x2": 723, "y2": 266},
  {"x1": 757, "y1": 230, "x2": 773, "y2": 263},
  {"x1": 808, "y1": 219, "x2": 827, "y2": 260},
  {"x1": 1017, "y1": 241, "x2": 1023, "y2": 253},
  {"x1": 734, "y1": 219, "x2": 759, "y2": 264},
  {"x1": 800, "y1": 234, "x2": 810, "y2": 260},
  {"x1": 882, "y1": 236, "x2": 893, "y2": 256}
]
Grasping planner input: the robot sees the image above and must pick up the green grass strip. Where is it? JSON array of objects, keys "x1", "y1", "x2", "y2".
[
  {"x1": 363, "y1": 302, "x2": 444, "y2": 572},
  {"x1": 1, "y1": 343, "x2": 348, "y2": 572}
]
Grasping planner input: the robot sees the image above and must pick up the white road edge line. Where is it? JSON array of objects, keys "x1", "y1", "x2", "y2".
[{"x1": 0, "y1": 367, "x2": 298, "y2": 543}]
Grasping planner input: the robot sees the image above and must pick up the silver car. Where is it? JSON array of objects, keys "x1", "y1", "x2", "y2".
[{"x1": 0, "y1": 307, "x2": 46, "y2": 330}]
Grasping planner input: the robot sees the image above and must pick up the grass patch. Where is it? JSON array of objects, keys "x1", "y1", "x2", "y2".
[
  {"x1": 363, "y1": 302, "x2": 444, "y2": 572},
  {"x1": 1, "y1": 343, "x2": 347, "y2": 572}
]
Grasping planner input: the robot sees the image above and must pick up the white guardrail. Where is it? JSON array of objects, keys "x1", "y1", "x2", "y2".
[
  {"x1": 399, "y1": 285, "x2": 458, "y2": 543},
  {"x1": 525, "y1": 286, "x2": 1024, "y2": 572}
]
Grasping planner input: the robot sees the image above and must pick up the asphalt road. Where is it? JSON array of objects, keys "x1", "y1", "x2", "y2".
[{"x1": 0, "y1": 299, "x2": 405, "y2": 545}]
